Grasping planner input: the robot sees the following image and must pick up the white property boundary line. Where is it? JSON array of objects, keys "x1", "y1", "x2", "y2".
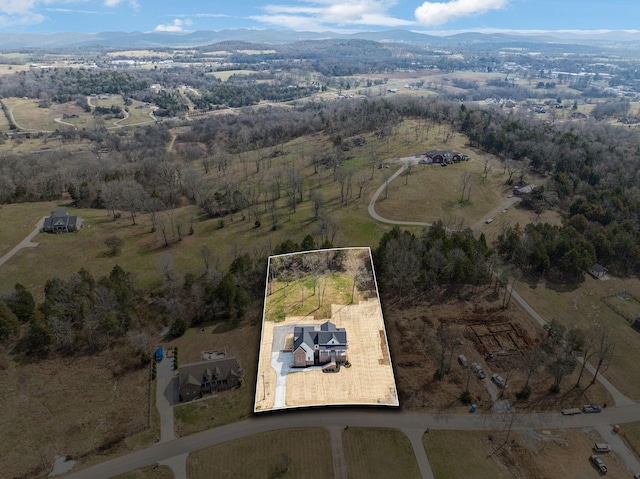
[{"x1": 254, "y1": 246, "x2": 399, "y2": 412}]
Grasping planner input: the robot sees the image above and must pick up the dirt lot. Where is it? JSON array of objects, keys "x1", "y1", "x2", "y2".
[
  {"x1": 256, "y1": 297, "x2": 398, "y2": 411},
  {"x1": 385, "y1": 285, "x2": 612, "y2": 413}
]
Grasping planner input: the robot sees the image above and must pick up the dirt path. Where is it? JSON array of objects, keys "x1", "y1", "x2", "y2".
[{"x1": 0, "y1": 216, "x2": 46, "y2": 267}]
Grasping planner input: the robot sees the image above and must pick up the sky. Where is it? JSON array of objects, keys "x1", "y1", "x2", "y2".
[{"x1": 0, "y1": 0, "x2": 638, "y2": 35}]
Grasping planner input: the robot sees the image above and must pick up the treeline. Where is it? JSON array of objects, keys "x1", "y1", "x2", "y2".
[
  {"x1": 0, "y1": 253, "x2": 265, "y2": 360},
  {"x1": 374, "y1": 223, "x2": 492, "y2": 300}
]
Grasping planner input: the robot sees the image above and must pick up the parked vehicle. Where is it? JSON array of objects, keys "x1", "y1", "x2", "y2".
[
  {"x1": 485, "y1": 218, "x2": 494, "y2": 224},
  {"x1": 561, "y1": 408, "x2": 582, "y2": 416},
  {"x1": 583, "y1": 404, "x2": 603, "y2": 413},
  {"x1": 590, "y1": 455, "x2": 608, "y2": 474},
  {"x1": 155, "y1": 346, "x2": 164, "y2": 362},
  {"x1": 594, "y1": 443, "x2": 611, "y2": 453},
  {"x1": 492, "y1": 373, "x2": 507, "y2": 388},
  {"x1": 633, "y1": 473, "x2": 640, "y2": 479},
  {"x1": 458, "y1": 354, "x2": 468, "y2": 367},
  {"x1": 470, "y1": 362, "x2": 487, "y2": 379}
]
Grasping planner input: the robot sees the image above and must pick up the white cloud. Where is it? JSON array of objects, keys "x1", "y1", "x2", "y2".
[
  {"x1": 415, "y1": 0, "x2": 509, "y2": 27},
  {"x1": 0, "y1": 11, "x2": 46, "y2": 27},
  {"x1": 154, "y1": 18, "x2": 192, "y2": 33},
  {"x1": 103, "y1": 0, "x2": 138, "y2": 8},
  {"x1": 0, "y1": 0, "x2": 86, "y2": 27},
  {"x1": 253, "y1": 0, "x2": 413, "y2": 30}
]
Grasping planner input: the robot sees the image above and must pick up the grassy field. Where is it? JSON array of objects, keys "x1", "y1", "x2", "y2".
[
  {"x1": 0, "y1": 350, "x2": 150, "y2": 479},
  {"x1": 2, "y1": 97, "x2": 59, "y2": 131},
  {"x1": 173, "y1": 324, "x2": 260, "y2": 436},
  {"x1": 621, "y1": 422, "x2": 640, "y2": 462},
  {"x1": 266, "y1": 270, "x2": 371, "y2": 322},
  {"x1": 423, "y1": 431, "x2": 511, "y2": 479},
  {"x1": 343, "y1": 427, "x2": 420, "y2": 479},
  {"x1": 187, "y1": 428, "x2": 333, "y2": 479},
  {"x1": 207, "y1": 70, "x2": 259, "y2": 81}
]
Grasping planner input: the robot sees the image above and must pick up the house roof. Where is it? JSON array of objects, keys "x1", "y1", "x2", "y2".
[
  {"x1": 178, "y1": 356, "x2": 241, "y2": 388},
  {"x1": 293, "y1": 321, "x2": 347, "y2": 352},
  {"x1": 43, "y1": 209, "x2": 81, "y2": 231},
  {"x1": 591, "y1": 264, "x2": 608, "y2": 273}
]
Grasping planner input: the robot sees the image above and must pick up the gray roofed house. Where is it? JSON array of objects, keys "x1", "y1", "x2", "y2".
[
  {"x1": 293, "y1": 321, "x2": 348, "y2": 368},
  {"x1": 178, "y1": 356, "x2": 242, "y2": 402},
  {"x1": 43, "y1": 209, "x2": 83, "y2": 233}
]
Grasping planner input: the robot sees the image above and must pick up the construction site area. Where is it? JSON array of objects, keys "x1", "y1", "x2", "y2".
[{"x1": 254, "y1": 247, "x2": 399, "y2": 412}]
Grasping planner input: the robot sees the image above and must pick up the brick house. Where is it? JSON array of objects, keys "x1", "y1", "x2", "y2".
[
  {"x1": 293, "y1": 321, "x2": 348, "y2": 368},
  {"x1": 178, "y1": 356, "x2": 242, "y2": 402}
]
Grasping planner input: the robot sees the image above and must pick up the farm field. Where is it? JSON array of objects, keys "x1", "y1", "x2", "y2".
[
  {"x1": 343, "y1": 427, "x2": 420, "y2": 479},
  {"x1": 186, "y1": 428, "x2": 333, "y2": 479}
]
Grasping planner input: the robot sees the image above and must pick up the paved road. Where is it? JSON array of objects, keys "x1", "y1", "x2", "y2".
[
  {"x1": 594, "y1": 424, "x2": 640, "y2": 474},
  {"x1": 63, "y1": 404, "x2": 640, "y2": 479},
  {"x1": 0, "y1": 216, "x2": 45, "y2": 267}
]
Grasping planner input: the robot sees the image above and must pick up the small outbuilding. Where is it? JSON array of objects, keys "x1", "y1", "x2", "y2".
[
  {"x1": 632, "y1": 317, "x2": 640, "y2": 333},
  {"x1": 589, "y1": 264, "x2": 608, "y2": 279},
  {"x1": 43, "y1": 209, "x2": 83, "y2": 233}
]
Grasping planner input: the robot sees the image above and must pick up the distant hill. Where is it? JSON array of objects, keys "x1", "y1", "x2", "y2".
[{"x1": 1, "y1": 28, "x2": 640, "y2": 51}]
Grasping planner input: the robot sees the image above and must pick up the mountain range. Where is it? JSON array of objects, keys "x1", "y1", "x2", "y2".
[{"x1": 1, "y1": 28, "x2": 640, "y2": 51}]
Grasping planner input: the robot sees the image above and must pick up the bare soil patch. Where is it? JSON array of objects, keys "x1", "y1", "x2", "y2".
[{"x1": 385, "y1": 286, "x2": 612, "y2": 413}]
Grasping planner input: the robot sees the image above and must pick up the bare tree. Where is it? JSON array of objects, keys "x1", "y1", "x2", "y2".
[
  {"x1": 460, "y1": 171, "x2": 473, "y2": 203},
  {"x1": 404, "y1": 162, "x2": 414, "y2": 185},
  {"x1": 118, "y1": 180, "x2": 147, "y2": 225},
  {"x1": 344, "y1": 250, "x2": 366, "y2": 303},
  {"x1": 590, "y1": 324, "x2": 616, "y2": 385}
]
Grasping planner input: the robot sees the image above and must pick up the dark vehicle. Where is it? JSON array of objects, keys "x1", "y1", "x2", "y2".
[
  {"x1": 590, "y1": 455, "x2": 608, "y2": 474},
  {"x1": 583, "y1": 404, "x2": 603, "y2": 413}
]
